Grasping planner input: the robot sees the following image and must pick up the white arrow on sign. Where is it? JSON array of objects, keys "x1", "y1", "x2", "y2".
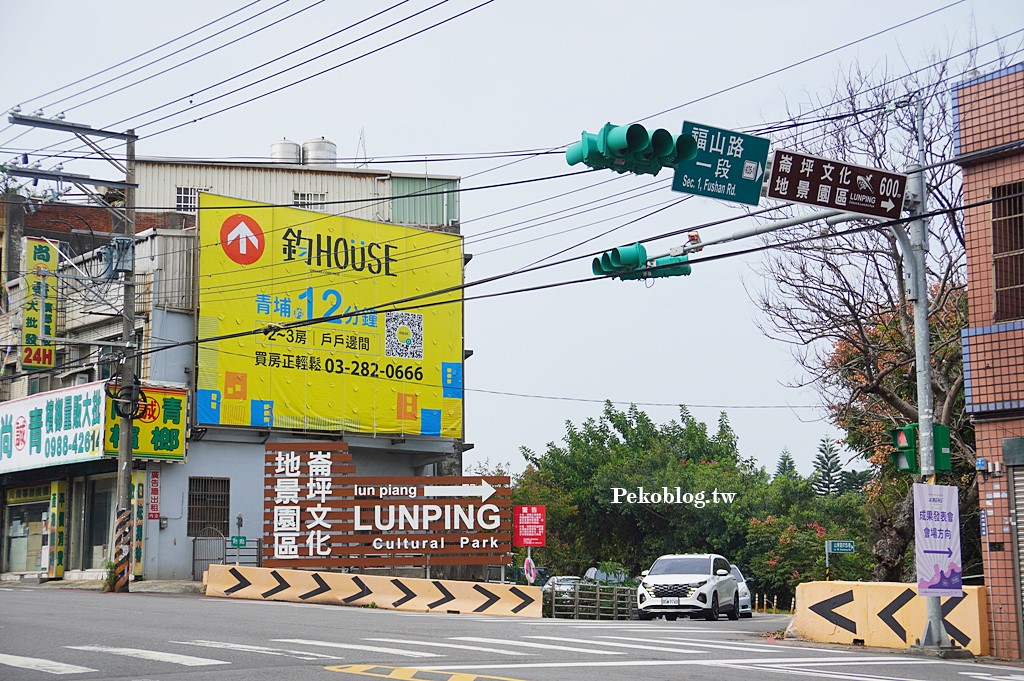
[
  {"x1": 881, "y1": 198, "x2": 896, "y2": 213},
  {"x1": 227, "y1": 221, "x2": 259, "y2": 254},
  {"x1": 755, "y1": 161, "x2": 763, "y2": 181},
  {"x1": 422, "y1": 479, "x2": 496, "y2": 502}
]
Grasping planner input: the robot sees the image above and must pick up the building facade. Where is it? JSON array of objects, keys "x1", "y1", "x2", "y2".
[
  {"x1": 954, "y1": 62, "x2": 1024, "y2": 659},
  {"x1": 0, "y1": 149, "x2": 468, "y2": 581}
]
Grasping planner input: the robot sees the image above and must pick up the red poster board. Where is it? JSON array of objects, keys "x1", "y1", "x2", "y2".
[{"x1": 513, "y1": 505, "x2": 546, "y2": 547}]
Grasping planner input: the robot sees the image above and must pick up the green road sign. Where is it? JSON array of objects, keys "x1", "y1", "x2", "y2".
[
  {"x1": 672, "y1": 122, "x2": 770, "y2": 206},
  {"x1": 826, "y1": 540, "x2": 855, "y2": 554},
  {"x1": 230, "y1": 535, "x2": 247, "y2": 548}
]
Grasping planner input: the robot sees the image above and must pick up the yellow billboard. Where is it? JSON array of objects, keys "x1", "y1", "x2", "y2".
[
  {"x1": 21, "y1": 237, "x2": 59, "y2": 371},
  {"x1": 103, "y1": 386, "x2": 187, "y2": 462},
  {"x1": 196, "y1": 193, "x2": 464, "y2": 438}
]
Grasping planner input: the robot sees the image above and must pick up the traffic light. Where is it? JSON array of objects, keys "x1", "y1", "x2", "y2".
[
  {"x1": 592, "y1": 242, "x2": 647, "y2": 278},
  {"x1": 891, "y1": 424, "x2": 918, "y2": 473},
  {"x1": 591, "y1": 244, "x2": 692, "y2": 280},
  {"x1": 566, "y1": 123, "x2": 698, "y2": 176},
  {"x1": 890, "y1": 423, "x2": 953, "y2": 474}
]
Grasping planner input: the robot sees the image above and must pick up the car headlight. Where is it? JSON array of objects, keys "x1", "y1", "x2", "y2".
[
  {"x1": 690, "y1": 580, "x2": 708, "y2": 588},
  {"x1": 640, "y1": 581, "x2": 651, "y2": 591}
]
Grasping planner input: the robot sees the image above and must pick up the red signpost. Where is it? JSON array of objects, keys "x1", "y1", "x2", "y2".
[{"x1": 513, "y1": 505, "x2": 546, "y2": 547}]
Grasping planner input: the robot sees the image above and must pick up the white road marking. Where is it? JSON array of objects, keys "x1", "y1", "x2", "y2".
[
  {"x1": 0, "y1": 653, "x2": 96, "y2": 675},
  {"x1": 171, "y1": 639, "x2": 341, "y2": 660},
  {"x1": 413, "y1": 654, "x2": 930, "y2": 671},
  {"x1": 709, "y1": 660, "x2": 932, "y2": 681},
  {"x1": 451, "y1": 637, "x2": 623, "y2": 655},
  {"x1": 65, "y1": 645, "x2": 228, "y2": 666},
  {"x1": 365, "y1": 638, "x2": 533, "y2": 656},
  {"x1": 600, "y1": 634, "x2": 788, "y2": 653},
  {"x1": 648, "y1": 635, "x2": 824, "y2": 652},
  {"x1": 524, "y1": 635, "x2": 702, "y2": 654},
  {"x1": 273, "y1": 639, "x2": 442, "y2": 658}
]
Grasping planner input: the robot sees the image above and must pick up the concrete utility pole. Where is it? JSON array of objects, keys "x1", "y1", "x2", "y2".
[
  {"x1": 112, "y1": 131, "x2": 138, "y2": 593},
  {"x1": 4, "y1": 113, "x2": 140, "y2": 592}
]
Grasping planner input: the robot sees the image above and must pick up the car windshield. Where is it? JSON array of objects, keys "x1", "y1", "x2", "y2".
[
  {"x1": 649, "y1": 556, "x2": 711, "y2": 575},
  {"x1": 730, "y1": 565, "x2": 745, "y2": 582}
]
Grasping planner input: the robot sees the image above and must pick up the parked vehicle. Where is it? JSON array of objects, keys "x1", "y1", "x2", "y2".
[
  {"x1": 542, "y1": 575, "x2": 583, "y2": 593},
  {"x1": 583, "y1": 566, "x2": 629, "y2": 585},
  {"x1": 636, "y1": 553, "x2": 739, "y2": 621},
  {"x1": 731, "y1": 564, "x2": 753, "y2": 618}
]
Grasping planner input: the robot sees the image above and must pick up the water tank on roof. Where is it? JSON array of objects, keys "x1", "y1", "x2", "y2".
[
  {"x1": 302, "y1": 137, "x2": 337, "y2": 167},
  {"x1": 271, "y1": 139, "x2": 301, "y2": 164}
]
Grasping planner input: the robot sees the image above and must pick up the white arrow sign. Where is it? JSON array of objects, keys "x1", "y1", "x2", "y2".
[
  {"x1": 881, "y1": 198, "x2": 896, "y2": 213},
  {"x1": 227, "y1": 221, "x2": 259, "y2": 254},
  {"x1": 422, "y1": 479, "x2": 496, "y2": 502}
]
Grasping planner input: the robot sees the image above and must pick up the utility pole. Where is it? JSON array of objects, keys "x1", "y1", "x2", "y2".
[
  {"x1": 112, "y1": 131, "x2": 138, "y2": 593},
  {"x1": 908, "y1": 99, "x2": 948, "y2": 649},
  {"x1": 5, "y1": 113, "x2": 140, "y2": 592}
]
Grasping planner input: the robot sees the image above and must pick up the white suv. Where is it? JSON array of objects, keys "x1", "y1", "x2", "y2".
[{"x1": 636, "y1": 553, "x2": 739, "y2": 621}]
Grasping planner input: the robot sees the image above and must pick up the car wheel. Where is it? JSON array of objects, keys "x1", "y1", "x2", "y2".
[
  {"x1": 703, "y1": 594, "x2": 719, "y2": 621},
  {"x1": 727, "y1": 594, "x2": 740, "y2": 620},
  {"x1": 638, "y1": 610, "x2": 653, "y2": 621},
  {"x1": 665, "y1": 614, "x2": 677, "y2": 621}
]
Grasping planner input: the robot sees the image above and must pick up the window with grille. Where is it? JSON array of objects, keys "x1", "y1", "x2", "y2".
[
  {"x1": 293, "y1": 192, "x2": 326, "y2": 208},
  {"x1": 175, "y1": 187, "x2": 200, "y2": 213},
  {"x1": 187, "y1": 477, "x2": 230, "y2": 537},
  {"x1": 28, "y1": 374, "x2": 53, "y2": 395},
  {"x1": 993, "y1": 181, "x2": 1024, "y2": 322}
]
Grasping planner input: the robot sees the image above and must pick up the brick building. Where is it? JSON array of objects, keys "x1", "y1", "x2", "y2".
[{"x1": 954, "y1": 62, "x2": 1024, "y2": 659}]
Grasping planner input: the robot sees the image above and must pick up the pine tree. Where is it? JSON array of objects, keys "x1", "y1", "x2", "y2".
[
  {"x1": 811, "y1": 437, "x2": 842, "y2": 496},
  {"x1": 838, "y1": 469, "x2": 872, "y2": 494},
  {"x1": 775, "y1": 449, "x2": 797, "y2": 479}
]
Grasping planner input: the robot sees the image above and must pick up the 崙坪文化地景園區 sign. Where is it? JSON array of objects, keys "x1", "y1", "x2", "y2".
[
  {"x1": 766, "y1": 149, "x2": 908, "y2": 219},
  {"x1": 671, "y1": 123, "x2": 770, "y2": 206}
]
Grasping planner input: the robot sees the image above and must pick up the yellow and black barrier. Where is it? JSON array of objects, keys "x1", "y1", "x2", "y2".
[
  {"x1": 205, "y1": 564, "x2": 541, "y2": 618},
  {"x1": 787, "y1": 580, "x2": 988, "y2": 655}
]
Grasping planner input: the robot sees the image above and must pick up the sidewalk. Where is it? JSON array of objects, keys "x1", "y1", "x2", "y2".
[{"x1": 18, "y1": 578, "x2": 205, "y2": 594}]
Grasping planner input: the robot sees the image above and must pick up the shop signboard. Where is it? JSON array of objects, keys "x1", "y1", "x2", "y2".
[
  {"x1": 197, "y1": 193, "x2": 464, "y2": 438},
  {"x1": 0, "y1": 381, "x2": 105, "y2": 474},
  {"x1": 103, "y1": 385, "x2": 187, "y2": 462},
  {"x1": 20, "y1": 237, "x2": 59, "y2": 372}
]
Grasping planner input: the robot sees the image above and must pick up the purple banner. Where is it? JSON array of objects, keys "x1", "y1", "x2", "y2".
[{"x1": 913, "y1": 483, "x2": 963, "y2": 598}]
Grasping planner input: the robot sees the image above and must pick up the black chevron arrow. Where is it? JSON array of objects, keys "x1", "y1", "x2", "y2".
[
  {"x1": 509, "y1": 586, "x2": 535, "y2": 614},
  {"x1": 808, "y1": 589, "x2": 857, "y2": 634},
  {"x1": 427, "y1": 581, "x2": 455, "y2": 610},
  {"x1": 261, "y1": 570, "x2": 290, "y2": 599},
  {"x1": 299, "y1": 573, "x2": 330, "y2": 600},
  {"x1": 941, "y1": 595, "x2": 971, "y2": 647},
  {"x1": 342, "y1": 576, "x2": 372, "y2": 604},
  {"x1": 472, "y1": 584, "x2": 500, "y2": 613},
  {"x1": 391, "y1": 579, "x2": 417, "y2": 608},
  {"x1": 877, "y1": 588, "x2": 915, "y2": 641},
  {"x1": 223, "y1": 567, "x2": 251, "y2": 595}
]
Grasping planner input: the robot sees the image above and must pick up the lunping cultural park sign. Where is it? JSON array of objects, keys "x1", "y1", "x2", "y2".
[{"x1": 263, "y1": 442, "x2": 511, "y2": 568}]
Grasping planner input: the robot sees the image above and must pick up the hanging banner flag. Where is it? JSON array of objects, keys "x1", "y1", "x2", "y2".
[{"x1": 913, "y1": 483, "x2": 963, "y2": 598}]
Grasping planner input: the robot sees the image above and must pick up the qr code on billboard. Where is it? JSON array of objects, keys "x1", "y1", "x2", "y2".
[{"x1": 385, "y1": 311, "x2": 424, "y2": 359}]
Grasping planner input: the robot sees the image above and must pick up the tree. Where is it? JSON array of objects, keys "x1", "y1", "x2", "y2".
[
  {"x1": 839, "y1": 469, "x2": 872, "y2": 494},
  {"x1": 775, "y1": 449, "x2": 798, "y2": 479},
  {"x1": 811, "y1": 437, "x2": 842, "y2": 496},
  {"x1": 747, "y1": 51, "x2": 1000, "y2": 579}
]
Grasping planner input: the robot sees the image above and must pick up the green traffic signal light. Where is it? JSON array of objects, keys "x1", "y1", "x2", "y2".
[
  {"x1": 648, "y1": 254, "x2": 691, "y2": 278},
  {"x1": 890, "y1": 424, "x2": 919, "y2": 473},
  {"x1": 567, "y1": 122, "x2": 697, "y2": 177},
  {"x1": 593, "y1": 242, "x2": 647, "y2": 277}
]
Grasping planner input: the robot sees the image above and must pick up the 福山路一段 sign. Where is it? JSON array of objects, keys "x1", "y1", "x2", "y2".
[{"x1": 263, "y1": 443, "x2": 512, "y2": 568}]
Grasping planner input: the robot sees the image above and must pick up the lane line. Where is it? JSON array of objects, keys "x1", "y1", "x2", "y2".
[
  {"x1": 646, "y1": 635, "x2": 831, "y2": 652},
  {"x1": 451, "y1": 637, "x2": 623, "y2": 655},
  {"x1": 365, "y1": 638, "x2": 533, "y2": 656},
  {"x1": 272, "y1": 639, "x2": 442, "y2": 658},
  {"x1": 171, "y1": 639, "x2": 341, "y2": 660},
  {"x1": 0, "y1": 653, "x2": 97, "y2": 675},
  {"x1": 522, "y1": 635, "x2": 702, "y2": 654},
  {"x1": 598, "y1": 635, "x2": 787, "y2": 653},
  {"x1": 64, "y1": 645, "x2": 228, "y2": 666},
  {"x1": 411, "y1": 654, "x2": 932, "y2": 671}
]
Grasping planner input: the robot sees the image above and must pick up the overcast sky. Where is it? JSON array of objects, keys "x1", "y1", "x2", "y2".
[{"x1": 3, "y1": 0, "x2": 1020, "y2": 476}]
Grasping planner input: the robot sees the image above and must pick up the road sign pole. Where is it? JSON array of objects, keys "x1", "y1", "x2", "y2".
[{"x1": 825, "y1": 547, "x2": 830, "y2": 581}]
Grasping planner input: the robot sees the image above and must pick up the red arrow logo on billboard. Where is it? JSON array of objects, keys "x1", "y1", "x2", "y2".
[{"x1": 219, "y1": 213, "x2": 266, "y2": 266}]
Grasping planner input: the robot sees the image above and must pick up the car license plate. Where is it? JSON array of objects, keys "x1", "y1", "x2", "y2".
[{"x1": 662, "y1": 597, "x2": 679, "y2": 606}]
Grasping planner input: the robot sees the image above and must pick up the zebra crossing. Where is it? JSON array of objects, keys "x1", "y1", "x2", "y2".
[{"x1": 0, "y1": 627, "x2": 961, "y2": 679}]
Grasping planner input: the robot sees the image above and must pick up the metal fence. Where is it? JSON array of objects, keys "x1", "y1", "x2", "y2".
[
  {"x1": 546, "y1": 583, "x2": 638, "y2": 619},
  {"x1": 192, "y1": 533, "x2": 262, "y2": 580}
]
